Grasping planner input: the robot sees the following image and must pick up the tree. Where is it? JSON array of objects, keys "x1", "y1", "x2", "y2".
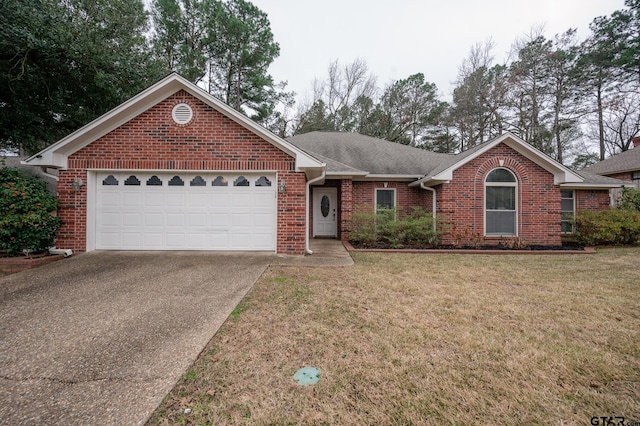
[
  {"x1": 450, "y1": 40, "x2": 508, "y2": 150},
  {"x1": 151, "y1": 0, "x2": 210, "y2": 82},
  {"x1": 297, "y1": 58, "x2": 377, "y2": 133},
  {"x1": 579, "y1": 1, "x2": 639, "y2": 160},
  {"x1": 0, "y1": 0, "x2": 162, "y2": 154},
  {"x1": 206, "y1": 0, "x2": 285, "y2": 122},
  {"x1": 151, "y1": 0, "x2": 288, "y2": 124},
  {"x1": 601, "y1": 88, "x2": 640, "y2": 153},
  {"x1": 506, "y1": 29, "x2": 554, "y2": 155},
  {"x1": 545, "y1": 29, "x2": 584, "y2": 164},
  {"x1": 377, "y1": 73, "x2": 443, "y2": 146},
  {"x1": 293, "y1": 100, "x2": 333, "y2": 134},
  {"x1": 611, "y1": 0, "x2": 640, "y2": 85}
]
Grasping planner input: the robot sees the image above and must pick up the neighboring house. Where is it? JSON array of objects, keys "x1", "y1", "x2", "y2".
[
  {"x1": 581, "y1": 139, "x2": 640, "y2": 189},
  {"x1": 23, "y1": 74, "x2": 627, "y2": 254}
]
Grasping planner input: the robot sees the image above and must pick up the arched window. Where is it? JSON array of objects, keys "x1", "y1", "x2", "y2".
[
  {"x1": 234, "y1": 176, "x2": 249, "y2": 187},
  {"x1": 485, "y1": 168, "x2": 517, "y2": 236}
]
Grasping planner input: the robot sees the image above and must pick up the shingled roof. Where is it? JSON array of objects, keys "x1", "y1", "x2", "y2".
[
  {"x1": 581, "y1": 147, "x2": 640, "y2": 176},
  {"x1": 288, "y1": 131, "x2": 627, "y2": 189},
  {"x1": 287, "y1": 132, "x2": 453, "y2": 176}
]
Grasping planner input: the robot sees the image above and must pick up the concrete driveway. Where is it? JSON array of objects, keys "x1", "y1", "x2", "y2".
[{"x1": 0, "y1": 251, "x2": 271, "y2": 425}]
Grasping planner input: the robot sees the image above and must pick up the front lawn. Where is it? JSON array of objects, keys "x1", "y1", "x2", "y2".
[{"x1": 148, "y1": 248, "x2": 640, "y2": 425}]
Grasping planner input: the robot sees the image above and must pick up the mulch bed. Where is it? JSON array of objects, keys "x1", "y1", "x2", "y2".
[{"x1": 345, "y1": 241, "x2": 593, "y2": 254}]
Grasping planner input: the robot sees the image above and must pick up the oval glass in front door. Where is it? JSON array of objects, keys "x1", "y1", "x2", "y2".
[{"x1": 321, "y1": 195, "x2": 330, "y2": 217}]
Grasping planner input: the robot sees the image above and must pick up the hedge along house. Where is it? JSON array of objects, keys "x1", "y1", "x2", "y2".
[
  {"x1": 287, "y1": 132, "x2": 627, "y2": 247},
  {"x1": 24, "y1": 74, "x2": 627, "y2": 254}
]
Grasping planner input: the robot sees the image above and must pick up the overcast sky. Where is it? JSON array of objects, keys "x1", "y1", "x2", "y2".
[{"x1": 249, "y1": 0, "x2": 625, "y2": 104}]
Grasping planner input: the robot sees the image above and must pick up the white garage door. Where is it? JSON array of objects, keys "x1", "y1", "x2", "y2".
[{"x1": 95, "y1": 172, "x2": 277, "y2": 250}]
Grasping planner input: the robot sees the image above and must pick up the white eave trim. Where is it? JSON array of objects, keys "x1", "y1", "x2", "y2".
[
  {"x1": 560, "y1": 183, "x2": 627, "y2": 189},
  {"x1": 413, "y1": 132, "x2": 584, "y2": 186},
  {"x1": 408, "y1": 177, "x2": 448, "y2": 187},
  {"x1": 354, "y1": 174, "x2": 424, "y2": 182},
  {"x1": 23, "y1": 73, "x2": 323, "y2": 172},
  {"x1": 324, "y1": 171, "x2": 369, "y2": 179}
]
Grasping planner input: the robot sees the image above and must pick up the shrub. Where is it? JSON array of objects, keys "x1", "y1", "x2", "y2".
[
  {"x1": 348, "y1": 207, "x2": 442, "y2": 248},
  {"x1": 617, "y1": 187, "x2": 640, "y2": 211},
  {"x1": 0, "y1": 167, "x2": 61, "y2": 255},
  {"x1": 574, "y1": 208, "x2": 640, "y2": 246},
  {"x1": 449, "y1": 223, "x2": 483, "y2": 248},
  {"x1": 348, "y1": 210, "x2": 378, "y2": 247}
]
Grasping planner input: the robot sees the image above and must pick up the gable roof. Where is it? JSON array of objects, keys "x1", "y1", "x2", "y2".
[
  {"x1": 287, "y1": 131, "x2": 453, "y2": 178},
  {"x1": 412, "y1": 132, "x2": 584, "y2": 186},
  {"x1": 23, "y1": 73, "x2": 323, "y2": 175},
  {"x1": 581, "y1": 147, "x2": 640, "y2": 176},
  {"x1": 289, "y1": 131, "x2": 627, "y2": 189}
]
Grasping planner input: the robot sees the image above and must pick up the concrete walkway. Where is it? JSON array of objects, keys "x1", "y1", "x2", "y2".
[
  {"x1": 0, "y1": 242, "x2": 352, "y2": 426},
  {"x1": 275, "y1": 239, "x2": 354, "y2": 267}
]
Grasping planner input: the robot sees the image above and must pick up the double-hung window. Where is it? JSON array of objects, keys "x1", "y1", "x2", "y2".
[
  {"x1": 375, "y1": 188, "x2": 395, "y2": 217},
  {"x1": 485, "y1": 168, "x2": 517, "y2": 236},
  {"x1": 561, "y1": 190, "x2": 575, "y2": 233}
]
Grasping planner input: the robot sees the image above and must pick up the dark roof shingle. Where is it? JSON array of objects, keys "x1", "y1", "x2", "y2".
[
  {"x1": 287, "y1": 131, "x2": 452, "y2": 176},
  {"x1": 581, "y1": 148, "x2": 640, "y2": 175}
]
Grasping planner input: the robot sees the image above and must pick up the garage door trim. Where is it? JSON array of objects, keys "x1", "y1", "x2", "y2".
[{"x1": 86, "y1": 170, "x2": 279, "y2": 251}]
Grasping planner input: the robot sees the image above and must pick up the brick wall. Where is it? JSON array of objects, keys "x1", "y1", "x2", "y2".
[
  {"x1": 575, "y1": 190, "x2": 611, "y2": 211},
  {"x1": 346, "y1": 180, "x2": 428, "y2": 241},
  {"x1": 603, "y1": 171, "x2": 633, "y2": 181},
  {"x1": 57, "y1": 90, "x2": 306, "y2": 254},
  {"x1": 437, "y1": 144, "x2": 562, "y2": 246}
]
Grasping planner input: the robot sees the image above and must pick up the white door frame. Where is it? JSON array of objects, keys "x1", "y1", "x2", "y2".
[{"x1": 313, "y1": 187, "x2": 338, "y2": 237}]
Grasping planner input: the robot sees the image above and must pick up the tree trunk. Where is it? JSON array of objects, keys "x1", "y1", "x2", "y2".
[{"x1": 596, "y1": 80, "x2": 605, "y2": 161}]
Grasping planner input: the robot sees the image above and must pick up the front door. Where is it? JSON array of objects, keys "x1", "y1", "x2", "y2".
[{"x1": 313, "y1": 188, "x2": 337, "y2": 237}]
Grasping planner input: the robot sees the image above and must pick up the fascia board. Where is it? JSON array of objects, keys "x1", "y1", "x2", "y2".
[
  {"x1": 408, "y1": 178, "x2": 448, "y2": 187},
  {"x1": 325, "y1": 172, "x2": 369, "y2": 178},
  {"x1": 560, "y1": 183, "x2": 627, "y2": 189},
  {"x1": 353, "y1": 174, "x2": 424, "y2": 182},
  {"x1": 23, "y1": 73, "x2": 323, "y2": 171},
  {"x1": 430, "y1": 133, "x2": 583, "y2": 185},
  {"x1": 501, "y1": 138, "x2": 583, "y2": 184},
  {"x1": 366, "y1": 174, "x2": 424, "y2": 179},
  {"x1": 24, "y1": 75, "x2": 185, "y2": 168},
  {"x1": 170, "y1": 76, "x2": 323, "y2": 171},
  {"x1": 298, "y1": 165, "x2": 327, "y2": 181}
]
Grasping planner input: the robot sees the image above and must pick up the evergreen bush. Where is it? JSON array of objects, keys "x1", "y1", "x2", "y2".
[{"x1": 0, "y1": 168, "x2": 61, "y2": 255}]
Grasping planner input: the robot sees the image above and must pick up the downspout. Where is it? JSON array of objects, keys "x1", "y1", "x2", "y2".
[
  {"x1": 305, "y1": 170, "x2": 326, "y2": 255},
  {"x1": 420, "y1": 182, "x2": 437, "y2": 231}
]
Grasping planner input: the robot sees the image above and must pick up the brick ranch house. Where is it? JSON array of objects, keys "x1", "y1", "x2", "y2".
[{"x1": 24, "y1": 74, "x2": 628, "y2": 255}]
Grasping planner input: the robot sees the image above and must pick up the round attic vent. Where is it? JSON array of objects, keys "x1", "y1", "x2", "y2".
[{"x1": 172, "y1": 103, "x2": 193, "y2": 124}]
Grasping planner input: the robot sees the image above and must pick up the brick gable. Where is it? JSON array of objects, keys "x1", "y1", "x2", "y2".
[
  {"x1": 56, "y1": 90, "x2": 306, "y2": 254},
  {"x1": 437, "y1": 144, "x2": 561, "y2": 246}
]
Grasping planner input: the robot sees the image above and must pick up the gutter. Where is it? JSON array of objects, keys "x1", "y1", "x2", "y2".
[
  {"x1": 305, "y1": 169, "x2": 326, "y2": 255},
  {"x1": 39, "y1": 166, "x2": 59, "y2": 182}
]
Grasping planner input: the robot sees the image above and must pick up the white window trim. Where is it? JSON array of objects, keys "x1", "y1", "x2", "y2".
[
  {"x1": 484, "y1": 168, "x2": 518, "y2": 237},
  {"x1": 375, "y1": 188, "x2": 396, "y2": 216},
  {"x1": 561, "y1": 189, "x2": 575, "y2": 234}
]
